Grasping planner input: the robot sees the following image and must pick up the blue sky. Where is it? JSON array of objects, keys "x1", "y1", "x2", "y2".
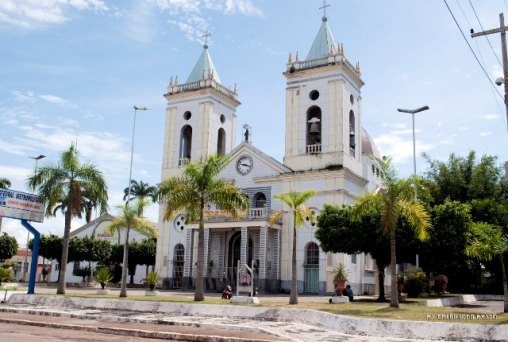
[{"x1": 1, "y1": 0, "x2": 508, "y2": 245}]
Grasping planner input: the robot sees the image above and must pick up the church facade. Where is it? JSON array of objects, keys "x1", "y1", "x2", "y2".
[{"x1": 155, "y1": 14, "x2": 383, "y2": 295}]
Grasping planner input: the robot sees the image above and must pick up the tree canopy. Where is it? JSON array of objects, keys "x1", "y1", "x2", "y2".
[{"x1": 0, "y1": 233, "x2": 18, "y2": 260}]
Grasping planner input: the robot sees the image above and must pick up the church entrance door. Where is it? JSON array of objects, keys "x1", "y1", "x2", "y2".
[{"x1": 227, "y1": 232, "x2": 253, "y2": 287}]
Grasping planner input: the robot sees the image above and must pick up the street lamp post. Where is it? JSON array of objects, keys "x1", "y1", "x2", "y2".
[
  {"x1": 24, "y1": 154, "x2": 46, "y2": 281},
  {"x1": 397, "y1": 105, "x2": 429, "y2": 269},
  {"x1": 127, "y1": 106, "x2": 149, "y2": 204}
]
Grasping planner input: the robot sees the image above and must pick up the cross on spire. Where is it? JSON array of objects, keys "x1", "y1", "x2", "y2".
[
  {"x1": 202, "y1": 28, "x2": 211, "y2": 48},
  {"x1": 319, "y1": 0, "x2": 330, "y2": 21}
]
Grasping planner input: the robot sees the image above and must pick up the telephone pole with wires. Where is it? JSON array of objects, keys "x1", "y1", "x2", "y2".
[{"x1": 471, "y1": 13, "x2": 508, "y2": 130}]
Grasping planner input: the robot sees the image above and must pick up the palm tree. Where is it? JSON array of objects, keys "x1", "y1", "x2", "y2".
[
  {"x1": 351, "y1": 157, "x2": 430, "y2": 308},
  {"x1": 270, "y1": 190, "x2": 317, "y2": 305},
  {"x1": 466, "y1": 222, "x2": 508, "y2": 313},
  {"x1": 0, "y1": 178, "x2": 10, "y2": 189},
  {"x1": 27, "y1": 144, "x2": 108, "y2": 294},
  {"x1": 157, "y1": 154, "x2": 250, "y2": 301},
  {"x1": 106, "y1": 197, "x2": 157, "y2": 297},
  {"x1": 52, "y1": 189, "x2": 106, "y2": 223},
  {"x1": 123, "y1": 180, "x2": 158, "y2": 205},
  {"x1": 0, "y1": 177, "x2": 11, "y2": 234}
]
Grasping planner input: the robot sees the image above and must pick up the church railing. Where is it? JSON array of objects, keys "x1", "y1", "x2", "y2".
[
  {"x1": 202, "y1": 208, "x2": 272, "y2": 221},
  {"x1": 306, "y1": 144, "x2": 322, "y2": 154},
  {"x1": 178, "y1": 158, "x2": 190, "y2": 167},
  {"x1": 167, "y1": 79, "x2": 238, "y2": 101}
]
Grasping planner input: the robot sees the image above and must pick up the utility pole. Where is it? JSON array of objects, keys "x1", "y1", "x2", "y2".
[{"x1": 471, "y1": 13, "x2": 508, "y2": 130}]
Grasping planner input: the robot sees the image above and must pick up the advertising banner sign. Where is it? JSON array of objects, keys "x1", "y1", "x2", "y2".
[{"x1": 0, "y1": 189, "x2": 45, "y2": 223}]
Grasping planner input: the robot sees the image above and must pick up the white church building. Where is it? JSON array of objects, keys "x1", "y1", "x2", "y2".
[{"x1": 155, "y1": 13, "x2": 383, "y2": 295}]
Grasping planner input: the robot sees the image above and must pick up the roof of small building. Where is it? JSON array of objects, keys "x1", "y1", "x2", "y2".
[
  {"x1": 186, "y1": 44, "x2": 222, "y2": 84},
  {"x1": 306, "y1": 16, "x2": 338, "y2": 61}
]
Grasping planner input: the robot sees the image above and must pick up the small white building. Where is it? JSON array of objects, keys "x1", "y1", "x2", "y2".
[
  {"x1": 47, "y1": 214, "x2": 152, "y2": 285},
  {"x1": 155, "y1": 13, "x2": 386, "y2": 295}
]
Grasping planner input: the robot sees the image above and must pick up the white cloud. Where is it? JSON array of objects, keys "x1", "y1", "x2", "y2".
[
  {"x1": 458, "y1": 126, "x2": 470, "y2": 131},
  {"x1": 482, "y1": 113, "x2": 499, "y2": 120},
  {"x1": 224, "y1": 0, "x2": 264, "y2": 17},
  {"x1": 0, "y1": 139, "x2": 33, "y2": 156},
  {"x1": 168, "y1": 15, "x2": 208, "y2": 42},
  {"x1": 479, "y1": 131, "x2": 493, "y2": 137},
  {"x1": 12, "y1": 90, "x2": 37, "y2": 104},
  {"x1": 159, "y1": 0, "x2": 264, "y2": 41},
  {"x1": 39, "y1": 94, "x2": 77, "y2": 108},
  {"x1": 0, "y1": 0, "x2": 108, "y2": 29},
  {"x1": 373, "y1": 133, "x2": 434, "y2": 164}
]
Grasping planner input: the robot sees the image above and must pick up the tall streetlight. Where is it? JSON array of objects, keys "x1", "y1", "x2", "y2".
[
  {"x1": 397, "y1": 106, "x2": 429, "y2": 269},
  {"x1": 127, "y1": 106, "x2": 149, "y2": 204},
  {"x1": 397, "y1": 106, "x2": 429, "y2": 189},
  {"x1": 23, "y1": 154, "x2": 46, "y2": 281}
]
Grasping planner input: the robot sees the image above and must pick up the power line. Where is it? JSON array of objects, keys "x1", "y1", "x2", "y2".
[
  {"x1": 504, "y1": 0, "x2": 508, "y2": 12},
  {"x1": 468, "y1": 0, "x2": 503, "y2": 66},
  {"x1": 442, "y1": 0, "x2": 503, "y2": 100}
]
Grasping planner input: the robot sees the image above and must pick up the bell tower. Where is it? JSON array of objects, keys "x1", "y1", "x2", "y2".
[
  {"x1": 161, "y1": 31, "x2": 240, "y2": 180},
  {"x1": 283, "y1": 5, "x2": 364, "y2": 175}
]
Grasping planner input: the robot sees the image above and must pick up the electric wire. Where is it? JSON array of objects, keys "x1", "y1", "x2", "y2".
[
  {"x1": 468, "y1": 0, "x2": 503, "y2": 66},
  {"x1": 504, "y1": 0, "x2": 508, "y2": 12},
  {"x1": 442, "y1": 0, "x2": 503, "y2": 99}
]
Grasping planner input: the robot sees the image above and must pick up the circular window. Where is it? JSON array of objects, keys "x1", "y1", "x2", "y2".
[
  {"x1": 305, "y1": 208, "x2": 320, "y2": 230},
  {"x1": 220, "y1": 114, "x2": 225, "y2": 124},
  {"x1": 183, "y1": 111, "x2": 191, "y2": 120},
  {"x1": 350, "y1": 94, "x2": 354, "y2": 105},
  {"x1": 173, "y1": 215, "x2": 186, "y2": 233},
  {"x1": 309, "y1": 90, "x2": 319, "y2": 101}
]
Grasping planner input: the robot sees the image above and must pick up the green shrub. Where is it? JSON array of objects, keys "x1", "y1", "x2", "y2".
[
  {"x1": 95, "y1": 267, "x2": 113, "y2": 289},
  {"x1": 405, "y1": 270, "x2": 428, "y2": 298},
  {"x1": 0, "y1": 267, "x2": 12, "y2": 284},
  {"x1": 145, "y1": 271, "x2": 159, "y2": 290}
]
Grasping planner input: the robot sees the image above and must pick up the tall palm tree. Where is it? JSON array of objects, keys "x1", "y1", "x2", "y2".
[
  {"x1": 0, "y1": 177, "x2": 11, "y2": 234},
  {"x1": 466, "y1": 222, "x2": 508, "y2": 313},
  {"x1": 157, "y1": 154, "x2": 250, "y2": 301},
  {"x1": 123, "y1": 180, "x2": 158, "y2": 205},
  {"x1": 270, "y1": 190, "x2": 317, "y2": 305},
  {"x1": 27, "y1": 144, "x2": 108, "y2": 294},
  {"x1": 352, "y1": 157, "x2": 430, "y2": 308},
  {"x1": 106, "y1": 197, "x2": 157, "y2": 297}
]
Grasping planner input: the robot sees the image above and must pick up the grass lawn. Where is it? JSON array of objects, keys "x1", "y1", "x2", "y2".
[{"x1": 55, "y1": 291, "x2": 507, "y2": 325}]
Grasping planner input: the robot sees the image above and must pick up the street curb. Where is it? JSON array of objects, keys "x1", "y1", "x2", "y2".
[
  {"x1": 0, "y1": 317, "x2": 278, "y2": 342},
  {"x1": 5, "y1": 294, "x2": 508, "y2": 341}
]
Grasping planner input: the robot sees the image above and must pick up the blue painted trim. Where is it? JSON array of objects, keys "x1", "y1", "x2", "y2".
[{"x1": 21, "y1": 220, "x2": 40, "y2": 294}]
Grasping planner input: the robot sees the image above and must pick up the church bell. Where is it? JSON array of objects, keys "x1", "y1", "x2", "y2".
[{"x1": 308, "y1": 117, "x2": 321, "y2": 135}]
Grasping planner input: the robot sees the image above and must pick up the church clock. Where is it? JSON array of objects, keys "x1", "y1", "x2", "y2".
[{"x1": 236, "y1": 155, "x2": 253, "y2": 175}]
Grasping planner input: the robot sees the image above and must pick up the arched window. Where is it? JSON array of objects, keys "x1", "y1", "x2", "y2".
[
  {"x1": 305, "y1": 242, "x2": 320, "y2": 266},
  {"x1": 254, "y1": 192, "x2": 266, "y2": 208},
  {"x1": 179, "y1": 125, "x2": 192, "y2": 165},
  {"x1": 349, "y1": 110, "x2": 355, "y2": 156},
  {"x1": 172, "y1": 244, "x2": 185, "y2": 288},
  {"x1": 217, "y1": 128, "x2": 226, "y2": 155},
  {"x1": 306, "y1": 106, "x2": 322, "y2": 153}
]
